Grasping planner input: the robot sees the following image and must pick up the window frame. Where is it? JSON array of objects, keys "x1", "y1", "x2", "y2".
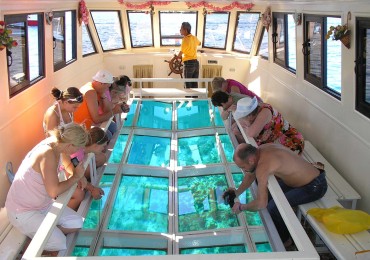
[
  {"x1": 82, "y1": 23, "x2": 97, "y2": 57},
  {"x1": 202, "y1": 12, "x2": 230, "y2": 50},
  {"x1": 257, "y1": 27, "x2": 269, "y2": 60},
  {"x1": 5, "y1": 13, "x2": 45, "y2": 98},
  {"x1": 126, "y1": 10, "x2": 154, "y2": 48},
  {"x1": 90, "y1": 10, "x2": 125, "y2": 52},
  {"x1": 303, "y1": 14, "x2": 341, "y2": 100},
  {"x1": 272, "y1": 12, "x2": 296, "y2": 73},
  {"x1": 232, "y1": 11, "x2": 260, "y2": 54},
  {"x1": 159, "y1": 11, "x2": 198, "y2": 47},
  {"x1": 53, "y1": 10, "x2": 77, "y2": 72},
  {"x1": 355, "y1": 17, "x2": 370, "y2": 118}
]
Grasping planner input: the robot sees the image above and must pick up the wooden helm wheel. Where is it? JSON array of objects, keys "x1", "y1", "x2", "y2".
[{"x1": 164, "y1": 55, "x2": 183, "y2": 78}]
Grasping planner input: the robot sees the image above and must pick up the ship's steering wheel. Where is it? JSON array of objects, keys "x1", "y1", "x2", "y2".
[{"x1": 164, "y1": 55, "x2": 183, "y2": 78}]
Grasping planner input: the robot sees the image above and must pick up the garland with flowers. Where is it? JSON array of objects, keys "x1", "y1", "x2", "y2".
[
  {"x1": 117, "y1": 1, "x2": 254, "y2": 11},
  {"x1": 117, "y1": 1, "x2": 172, "y2": 9},
  {"x1": 185, "y1": 1, "x2": 254, "y2": 11},
  {"x1": 79, "y1": 0, "x2": 89, "y2": 25}
]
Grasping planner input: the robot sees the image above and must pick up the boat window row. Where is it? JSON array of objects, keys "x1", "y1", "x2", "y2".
[{"x1": 3, "y1": 11, "x2": 370, "y2": 119}]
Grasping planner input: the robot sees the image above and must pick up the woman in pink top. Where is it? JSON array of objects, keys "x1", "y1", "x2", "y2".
[
  {"x1": 5, "y1": 123, "x2": 88, "y2": 254},
  {"x1": 212, "y1": 77, "x2": 262, "y2": 102}
]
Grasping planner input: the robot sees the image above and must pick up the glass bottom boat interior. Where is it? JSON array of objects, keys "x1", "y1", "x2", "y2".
[{"x1": 68, "y1": 99, "x2": 281, "y2": 257}]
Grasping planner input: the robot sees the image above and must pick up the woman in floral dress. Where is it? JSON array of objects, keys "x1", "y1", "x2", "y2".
[{"x1": 233, "y1": 96, "x2": 304, "y2": 154}]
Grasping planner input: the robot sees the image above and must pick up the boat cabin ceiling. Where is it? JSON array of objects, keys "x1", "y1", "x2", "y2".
[{"x1": 1, "y1": 0, "x2": 370, "y2": 217}]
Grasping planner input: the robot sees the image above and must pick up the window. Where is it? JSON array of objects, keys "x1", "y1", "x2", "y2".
[
  {"x1": 232, "y1": 12, "x2": 260, "y2": 53},
  {"x1": 159, "y1": 11, "x2": 197, "y2": 46},
  {"x1": 257, "y1": 27, "x2": 269, "y2": 59},
  {"x1": 203, "y1": 12, "x2": 230, "y2": 49},
  {"x1": 355, "y1": 17, "x2": 370, "y2": 118},
  {"x1": 303, "y1": 15, "x2": 342, "y2": 98},
  {"x1": 127, "y1": 11, "x2": 154, "y2": 48},
  {"x1": 53, "y1": 10, "x2": 77, "y2": 71},
  {"x1": 91, "y1": 10, "x2": 125, "y2": 51},
  {"x1": 82, "y1": 23, "x2": 97, "y2": 56},
  {"x1": 5, "y1": 13, "x2": 44, "y2": 97},
  {"x1": 272, "y1": 13, "x2": 296, "y2": 72}
]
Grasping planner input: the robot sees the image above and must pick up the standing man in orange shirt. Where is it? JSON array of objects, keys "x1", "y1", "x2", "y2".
[{"x1": 177, "y1": 22, "x2": 201, "y2": 88}]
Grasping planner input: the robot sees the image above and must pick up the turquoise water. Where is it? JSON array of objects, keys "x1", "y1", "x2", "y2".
[
  {"x1": 178, "y1": 135, "x2": 221, "y2": 166},
  {"x1": 108, "y1": 176, "x2": 169, "y2": 232},
  {"x1": 212, "y1": 105, "x2": 224, "y2": 127},
  {"x1": 232, "y1": 173, "x2": 262, "y2": 226},
  {"x1": 99, "y1": 248, "x2": 166, "y2": 256},
  {"x1": 138, "y1": 101, "x2": 172, "y2": 129},
  {"x1": 108, "y1": 134, "x2": 128, "y2": 163},
  {"x1": 72, "y1": 100, "x2": 271, "y2": 256},
  {"x1": 177, "y1": 100, "x2": 212, "y2": 129},
  {"x1": 178, "y1": 175, "x2": 239, "y2": 232},
  {"x1": 83, "y1": 175, "x2": 115, "y2": 229},
  {"x1": 124, "y1": 100, "x2": 138, "y2": 126},
  {"x1": 127, "y1": 135, "x2": 171, "y2": 166},
  {"x1": 219, "y1": 134, "x2": 234, "y2": 162},
  {"x1": 181, "y1": 245, "x2": 247, "y2": 254}
]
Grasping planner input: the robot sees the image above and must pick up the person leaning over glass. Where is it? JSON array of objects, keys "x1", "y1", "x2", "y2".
[
  {"x1": 5, "y1": 123, "x2": 89, "y2": 255},
  {"x1": 43, "y1": 87, "x2": 84, "y2": 136}
]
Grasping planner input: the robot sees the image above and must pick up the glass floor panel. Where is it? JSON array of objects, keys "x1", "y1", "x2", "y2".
[
  {"x1": 127, "y1": 135, "x2": 171, "y2": 166},
  {"x1": 137, "y1": 100, "x2": 172, "y2": 130},
  {"x1": 99, "y1": 248, "x2": 167, "y2": 256},
  {"x1": 71, "y1": 99, "x2": 274, "y2": 257},
  {"x1": 219, "y1": 134, "x2": 234, "y2": 162},
  {"x1": 178, "y1": 135, "x2": 221, "y2": 166},
  {"x1": 108, "y1": 134, "x2": 128, "y2": 163},
  {"x1": 180, "y1": 244, "x2": 247, "y2": 254},
  {"x1": 177, "y1": 100, "x2": 212, "y2": 129},
  {"x1": 108, "y1": 176, "x2": 169, "y2": 232},
  {"x1": 178, "y1": 174, "x2": 239, "y2": 232},
  {"x1": 83, "y1": 174, "x2": 115, "y2": 229}
]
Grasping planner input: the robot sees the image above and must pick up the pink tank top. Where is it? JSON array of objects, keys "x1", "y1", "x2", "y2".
[
  {"x1": 5, "y1": 139, "x2": 62, "y2": 213},
  {"x1": 226, "y1": 79, "x2": 263, "y2": 102}
]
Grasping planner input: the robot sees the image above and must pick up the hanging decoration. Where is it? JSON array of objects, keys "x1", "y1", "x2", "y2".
[
  {"x1": 261, "y1": 6, "x2": 271, "y2": 32},
  {"x1": 117, "y1": 1, "x2": 254, "y2": 12},
  {"x1": 185, "y1": 1, "x2": 254, "y2": 12},
  {"x1": 45, "y1": 11, "x2": 54, "y2": 25},
  {"x1": 78, "y1": 0, "x2": 89, "y2": 26},
  {"x1": 202, "y1": 7, "x2": 209, "y2": 16},
  {"x1": 294, "y1": 12, "x2": 302, "y2": 26},
  {"x1": 118, "y1": 1, "x2": 172, "y2": 9},
  {"x1": 146, "y1": 4, "x2": 155, "y2": 16}
]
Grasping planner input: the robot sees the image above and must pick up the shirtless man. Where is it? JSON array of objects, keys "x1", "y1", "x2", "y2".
[{"x1": 226, "y1": 143, "x2": 327, "y2": 247}]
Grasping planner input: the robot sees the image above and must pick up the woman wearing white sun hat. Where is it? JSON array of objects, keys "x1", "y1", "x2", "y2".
[{"x1": 233, "y1": 96, "x2": 305, "y2": 154}]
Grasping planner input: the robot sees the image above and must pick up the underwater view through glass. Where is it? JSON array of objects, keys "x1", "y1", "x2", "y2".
[{"x1": 72, "y1": 99, "x2": 272, "y2": 257}]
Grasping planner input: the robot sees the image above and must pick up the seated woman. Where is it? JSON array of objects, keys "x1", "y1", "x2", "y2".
[
  {"x1": 233, "y1": 96, "x2": 305, "y2": 154},
  {"x1": 43, "y1": 87, "x2": 83, "y2": 135},
  {"x1": 5, "y1": 123, "x2": 88, "y2": 255},
  {"x1": 212, "y1": 77, "x2": 262, "y2": 102},
  {"x1": 68, "y1": 127, "x2": 108, "y2": 211}
]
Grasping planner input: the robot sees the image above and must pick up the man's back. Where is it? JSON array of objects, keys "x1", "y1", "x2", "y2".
[{"x1": 258, "y1": 143, "x2": 320, "y2": 187}]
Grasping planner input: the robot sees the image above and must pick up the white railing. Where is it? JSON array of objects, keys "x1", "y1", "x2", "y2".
[{"x1": 131, "y1": 78, "x2": 212, "y2": 99}]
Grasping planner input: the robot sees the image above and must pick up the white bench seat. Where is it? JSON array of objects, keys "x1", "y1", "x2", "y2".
[
  {"x1": 302, "y1": 141, "x2": 361, "y2": 209},
  {"x1": 298, "y1": 195, "x2": 370, "y2": 260},
  {"x1": 0, "y1": 209, "x2": 27, "y2": 259}
]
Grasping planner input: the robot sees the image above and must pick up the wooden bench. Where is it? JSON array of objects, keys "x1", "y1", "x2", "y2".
[
  {"x1": 297, "y1": 195, "x2": 370, "y2": 260},
  {"x1": 302, "y1": 141, "x2": 361, "y2": 209}
]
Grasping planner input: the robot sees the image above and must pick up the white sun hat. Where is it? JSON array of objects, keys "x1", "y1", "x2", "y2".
[
  {"x1": 233, "y1": 96, "x2": 258, "y2": 120},
  {"x1": 92, "y1": 70, "x2": 114, "y2": 84}
]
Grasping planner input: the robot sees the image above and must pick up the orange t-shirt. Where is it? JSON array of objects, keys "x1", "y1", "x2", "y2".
[{"x1": 74, "y1": 82, "x2": 95, "y2": 129}]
